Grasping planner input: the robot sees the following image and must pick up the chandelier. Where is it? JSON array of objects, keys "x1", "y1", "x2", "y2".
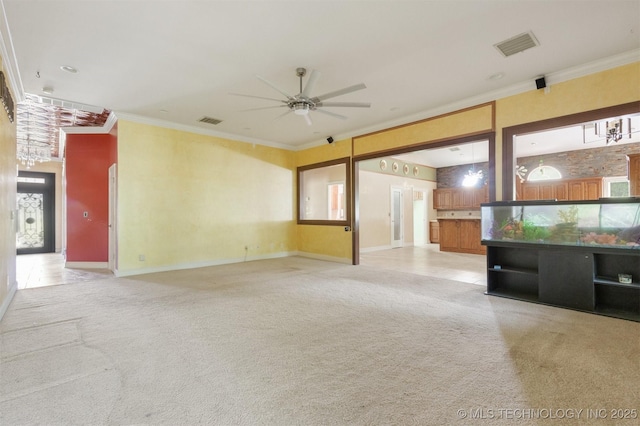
[
  {"x1": 15, "y1": 94, "x2": 111, "y2": 168},
  {"x1": 16, "y1": 96, "x2": 54, "y2": 168},
  {"x1": 16, "y1": 139, "x2": 52, "y2": 168}
]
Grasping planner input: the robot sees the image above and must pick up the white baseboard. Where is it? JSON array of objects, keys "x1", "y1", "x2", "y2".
[
  {"x1": 296, "y1": 251, "x2": 352, "y2": 264},
  {"x1": 65, "y1": 261, "x2": 109, "y2": 269},
  {"x1": 359, "y1": 245, "x2": 392, "y2": 253},
  {"x1": 115, "y1": 251, "x2": 300, "y2": 277},
  {"x1": 0, "y1": 281, "x2": 17, "y2": 321}
]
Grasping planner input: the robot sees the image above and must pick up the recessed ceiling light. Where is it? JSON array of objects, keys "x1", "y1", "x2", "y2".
[
  {"x1": 42, "y1": 87, "x2": 54, "y2": 95},
  {"x1": 489, "y1": 72, "x2": 505, "y2": 81},
  {"x1": 60, "y1": 65, "x2": 78, "y2": 73}
]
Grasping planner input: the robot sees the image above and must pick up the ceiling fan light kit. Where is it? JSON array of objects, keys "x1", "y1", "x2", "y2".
[{"x1": 234, "y1": 67, "x2": 370, "y2": 125}]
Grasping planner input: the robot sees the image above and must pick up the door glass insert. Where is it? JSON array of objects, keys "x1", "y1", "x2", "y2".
[
  {"x1": 393, "y1": 189, "x2": 402, "y2": 241},
  {"x1": 17, "y1": 192, "x2": 45, "y2": 249}
]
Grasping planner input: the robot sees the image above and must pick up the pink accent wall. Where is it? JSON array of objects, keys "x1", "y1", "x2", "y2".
[{"x1": 65, "y1": 128, "x2": 117, "y2": 262}]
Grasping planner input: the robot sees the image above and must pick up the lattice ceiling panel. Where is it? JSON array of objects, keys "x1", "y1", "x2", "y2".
[{"x1": 17, "y1": 94, "x2": 111, "y2": 159}]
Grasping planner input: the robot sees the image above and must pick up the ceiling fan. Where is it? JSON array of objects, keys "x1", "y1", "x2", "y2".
[{"x1": 233, "y1": 67, "x2": 370, "y2": 125}]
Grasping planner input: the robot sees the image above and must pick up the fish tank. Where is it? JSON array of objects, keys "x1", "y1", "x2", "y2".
[{"x1": 481, "y1": 199, "x2": 640, "y2": 249}]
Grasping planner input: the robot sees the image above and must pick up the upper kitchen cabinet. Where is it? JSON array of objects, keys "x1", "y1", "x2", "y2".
[{"x1": 433, "y1": 186, "x2": 488, "y2": 210}]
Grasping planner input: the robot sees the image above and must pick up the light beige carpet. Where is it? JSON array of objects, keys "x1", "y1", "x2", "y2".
[{"x1": 1, "y1": 256, "x2": 639, "y2": 425}]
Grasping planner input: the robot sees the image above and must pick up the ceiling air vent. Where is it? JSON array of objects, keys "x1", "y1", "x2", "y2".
[
  {"x1": 494, "y1": 31, "x2": 539, "y2": 57},
  {"x1": 198, "y1": 116, "x2": 222, "y2": 125}
]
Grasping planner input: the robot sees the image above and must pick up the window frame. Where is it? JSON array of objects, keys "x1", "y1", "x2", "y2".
[{"x1": 297, "y1": 157, "x2": 351, "y2": 226}]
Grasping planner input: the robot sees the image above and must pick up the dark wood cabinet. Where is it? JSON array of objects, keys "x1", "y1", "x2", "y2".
[
  {"x1": 438, "y1": 219, "x2": 485, "y2": 255},
  {"x1": 484, "y1": 242, "x2": 640, "y2": 322}
]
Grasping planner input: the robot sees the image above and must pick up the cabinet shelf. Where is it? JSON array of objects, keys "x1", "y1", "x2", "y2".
[
  {"x1": 594, "y1": 276, "x2": 640, "y2": 289},
  {"x1": 489, "y1": 266, "x2": 538, "y2": 276},
  {"x1": 486, "y1": 288, "x2": 539, "y2": 303}
]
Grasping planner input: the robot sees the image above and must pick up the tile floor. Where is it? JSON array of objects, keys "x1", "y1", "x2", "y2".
[
  {"x1": 16, "y1": 244, "x2": 486, "y2": 290},
  {"x1": 359, "y1": 244, "x2": 487, "y2": 286},
  {"x1": 16, "y1": 252, "x2": 113, "y2": 290}
]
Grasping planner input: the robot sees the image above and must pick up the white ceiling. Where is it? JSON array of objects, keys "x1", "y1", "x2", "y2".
[{"x1": 2, "y1": 0, "x2": 639, "y2": 151}]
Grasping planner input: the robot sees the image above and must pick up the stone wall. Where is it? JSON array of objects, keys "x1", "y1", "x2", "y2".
[
  {"x1": 436, "y1": 162, "x2": 489, "y2": 188},
  {"x1": 436, "y1": 143, "x2": 640, "y2": 188},
  {"x1": 516, "y1": 143, "x2": 640, "y2": 180}
]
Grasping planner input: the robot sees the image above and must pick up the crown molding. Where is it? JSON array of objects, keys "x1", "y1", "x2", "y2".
[
  {"x1": 60, "y1": 111, "x2": 118, "y2": 135},
  {"x1": 0, "y1": 0, "x2": 23, "y2": 102},
  {"x1": 113, "y1": 111, "x2": 295, "y2": 151}
]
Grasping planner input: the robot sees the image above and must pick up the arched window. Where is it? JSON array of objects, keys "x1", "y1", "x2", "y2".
[{"x1": 527, "y1": 165, "x2": 562, "y2": 181}]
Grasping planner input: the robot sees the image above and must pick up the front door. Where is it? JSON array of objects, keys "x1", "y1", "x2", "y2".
[{"x1": 17, "y1": 171, "x2": 55, "y2": 254}]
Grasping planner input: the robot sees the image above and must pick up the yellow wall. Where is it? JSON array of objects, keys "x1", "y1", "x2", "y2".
[
  {"x1": 296, "y1": 137, "x2": 353, "y2": 262},
  {"x1": 0, "y1": 54, "x2": 17, "y2": 318},
  {"x1": 494, "y1": 62, "x2": 640, "y2": 196},
  {"x1": 295, "y1": 62, "x2": 640, "y2": 263},
  {"x1": 116, "y1": 120, "x2": 297, "y2": 274},
  {"x1": 354, "y1": 103, "x2": 494, "y2": 156}
]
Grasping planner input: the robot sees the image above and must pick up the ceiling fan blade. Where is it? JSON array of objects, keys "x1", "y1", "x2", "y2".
[
  {"x1": 256, "y1": 75, "x2": 294, "y2": 100},
  {"x1": 240, "y1": 105, "x2": 287, "y2": 112},
  {"x1": 312, "y1": 83, "x2": 367, "y2": 102},
  {"x1": 273, "y1": 109, "x2": 293, "y2": 121},
  {"x1": 229, "y1": 92, "x2": 287, "y2": 103},
  {"x1": 301, "y1": 69, "x2": 320, "y2": 98},
  {"x1": 315, "y1": 109, "x2": 348, "y2": 120},
  {"x1": 315, "y1": 101, "x2": 371, "y2": 108},
  {"x1": 304, "y1": 113, "x2": 312, "y2": 126}
]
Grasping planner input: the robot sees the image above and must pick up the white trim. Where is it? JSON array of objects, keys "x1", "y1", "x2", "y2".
[
  {"x1": 296, "y1": 252, "x2": 351, "y2": 265},
  {"x1": 0, "y1": 280, "x2": 17, "y2": 321},
  {"x1": 0, "y1": 1, "x2": 24, "y2": 102},
  {"x1": 60, "y1": 111, "x2": 118, "y2": 135},
  {"x1": 65, "y1": 261, "x2": 109, "y2": 269},
  {"x1": 114, "y1": 111, "x2": 294, "y2": 151},
  {"x1": 114, "y1": 251, "x2": 300, "y2": 277},
  {"x1": 359, "y1": 245, "x2": 393, "y2": 253}
]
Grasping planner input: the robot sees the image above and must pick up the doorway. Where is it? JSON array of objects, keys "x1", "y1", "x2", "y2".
[{"x1": 16, "y1": 171, "x2": 55, "y2": 255}]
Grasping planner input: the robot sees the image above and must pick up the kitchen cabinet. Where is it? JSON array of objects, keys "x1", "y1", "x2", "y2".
[
  {"x1": 628, "y1": 154, "x2": 640, "y2": 196},
  {"x1": 434, "y1": 189, "x2": 452, "y2": 210},
  {"x1": 520, "y1": 177, "x2": 601, "y2": 201},
  {"x1": 429, "y1": 221, "x2": 440, "y2": 243},
  {"x1": 433, "y1": 186, "x2": 488, "y2": 210},
  {"x1": 437, "y1": 219, "x2": 485, "y2": 255}
]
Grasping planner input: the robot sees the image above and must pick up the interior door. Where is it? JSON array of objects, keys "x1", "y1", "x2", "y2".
[
  {"x1": 390, "y1": 187, "x2": 403, "y2": 248},
  {"x1": 17, "y1": 171, "x2": 55, "y2": 255}
]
